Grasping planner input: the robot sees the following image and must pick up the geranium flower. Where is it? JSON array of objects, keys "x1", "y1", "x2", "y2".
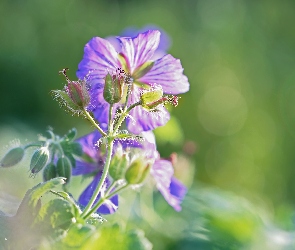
[
  {"x1": 73, "y1": 130, "x2": 187, "y2": 214},
  {"x1": 77, "y1": 30, "x2": 189, "y2": 134}
]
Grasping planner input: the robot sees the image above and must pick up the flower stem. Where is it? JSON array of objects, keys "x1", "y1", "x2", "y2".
[
  {"x1": 108, "y1": 104, "x2": 113, "y2": 133},
  {"x1": 113, "y1": 101, "x2": 141, "y2": 134},
  {"x1": 83, "y1": 183, "x2": 129, "y2": 220},
  {"x1": 81, "y1": 137, "x2": 114, "y2": 217},
  {"x1": 83, "y1": 108, "x2": 107, "y2": 137}
]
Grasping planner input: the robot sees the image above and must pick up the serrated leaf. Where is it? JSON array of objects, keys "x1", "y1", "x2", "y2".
[
  {"x1": 28, "y1": 177, "x2": 66, "y2": 207},
  {"x1": 37, "y1": 199, "x2": 74, "y2": 230}
]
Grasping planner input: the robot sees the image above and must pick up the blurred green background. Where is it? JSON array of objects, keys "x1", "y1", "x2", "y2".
[{"x1": 1, "y1": 0, "x2": 295, "y2": 248}]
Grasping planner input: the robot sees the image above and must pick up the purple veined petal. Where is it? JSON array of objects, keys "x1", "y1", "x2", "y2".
[
  {"x1": 76, "y1": 131, "x2": 102, "y2": 159},
  {"x1": 78, "y1": 173, "x2": 118, "y2": 214},
  {"x1": 77, "y1": 37, "x2": 121, "y2": 80},
  {"x1": 126, "y1": 86, "x2": 170, "y2": 134},
  {"x1": 127, "y1": 105, "x2": 170, "y2": 134},
  {"x1": 140, "y1": 54, "x2": 189, "y2": 95},
  {"x1": 150, "y1": 160, "x2": 184, "y2": 211},
  {"x1": 119, "y1": 30, "x2": 160, "y2": 73},
  {"x1": 72, "y1": 161, "x2": 97, "y2": 176},
  {"x1": 138, "y1": 25, "x2": 171, "y2": 57}
]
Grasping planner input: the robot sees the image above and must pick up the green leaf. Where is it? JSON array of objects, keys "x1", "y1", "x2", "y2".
[
  {"x1": 0, "y1": 178, "x2": 65, "y2": 249},
  {"x1": 28, "y1": 177, "x2": 66, "y2": 207},
  {"x1": 37, "y1": 199, "x2": 75, "y2": 230}
]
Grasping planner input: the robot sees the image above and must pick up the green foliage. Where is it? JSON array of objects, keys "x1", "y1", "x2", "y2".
[
  {"x1": 40, "y1": 223, "x2": 152, "y2": 250},
  {"x1": 0, "y1": 178, "x2": 66, "y2": 249}
]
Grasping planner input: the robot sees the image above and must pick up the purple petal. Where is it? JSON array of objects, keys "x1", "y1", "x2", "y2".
[
  {"x1": 76, "y1": 132, "x2": 101, "y2": 159},
  {"x1": 119, "y1": 30, "x2": 160, "y2": 73},
  {"x1": 78, "y1": 173, "x2": 118, "y2": 214},
  {"x1": 72, "y1": 161, "x2": 97, "y2": 176},
  {"x1": 126, "y1": 87, "x2": 170, "y2": 134},
  {"x1": 140, "y1": 54, "x2": 189, "y2": 94},
  {"x1": 169, "y1": 177, "x2": 187, "y2": 207},
  {"x1": 151, "y1": 160, "x2": 185, "y2": 211},
  {"x1": 77, "y1": 37, "x2": 121, "y2": 81}
]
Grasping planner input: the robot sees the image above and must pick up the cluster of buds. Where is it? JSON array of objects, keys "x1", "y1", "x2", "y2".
[
  {"x1": 1, "y1": 128, "x2": 82, "y2": 183},
  {"x1": 109, "y1": 147, "x2": 152, "y2": 185}
]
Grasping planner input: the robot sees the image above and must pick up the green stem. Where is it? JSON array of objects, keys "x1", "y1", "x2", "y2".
[
  {"x1": 108, "y1": 104, "x2": 113, "y2": 133},
  {"x1": 83, "y1": 183, "x2": 129, "y2": 220},
  {"x1": 105, "y1": 180, "x2": 117, "y2": 197},
  {"x1": 81, "y1": 138, "x2": 114, "y2": 217},
  {"x1": 113, "y1": 101, "x2": 142, "y2": 134},
  {"x1": 83, "y1": 108, "x2": 107, "y2": 137}
]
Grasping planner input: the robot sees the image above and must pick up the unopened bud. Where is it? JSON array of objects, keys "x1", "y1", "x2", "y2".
[
  {"x1": 43, "y1": 163, "x2": 57, "y2": 181},
  {"x1": 0, "y1": 147, "x2": 25, "y2": 167},
  {"x1": 56, "y1": 156, "x2": 72, "y2": 184},
  {"x1": 140, "y1": 87, "x2": 165, "y2": 111},
  {"x1": 30, "y1": 147, "x2": 50, "y2": 175},
  {"x1": 109, "y1": 151, "x2": 129, "y2": 181},
  {"x1": 103, "y1": 69, "x2": 125, "y2": 104},
  {"x1": 125, "y1": 158, "x2": 151, "y2": 184},
  {"x1": 66, "y1": 80, "x2": 90, "y2": 108}
]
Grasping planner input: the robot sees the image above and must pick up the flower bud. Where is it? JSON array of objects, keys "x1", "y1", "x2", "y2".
[
  {"x1": 140, "y1": 87, "x2": 165, "y2": 111},
  {"x1": 0, "y1": 147, "x2": 25, "y2": 167},
  {"x1": 103, "y1": 69, "x2": 124, "y2": 104},
  {"x1": 125, "y1": 157, "x2": 151, "y2": 184},
  {"x1": 56, "y1": 156, "x2": 72, "y2": 184},
  {"x1": 30, "y1": 147, "x2": 50, "y2": 175},
  {"x1": 109, "y1": 151, "x2": 129, "y2": 181},
  {"x1": 43, "y1": 163, "x2": 57, "y2": 181},
  {"x1": 66, "y1": 80, "x2": 90, "y2": 108}
]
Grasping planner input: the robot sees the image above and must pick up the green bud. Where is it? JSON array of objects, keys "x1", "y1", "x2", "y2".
[
  {"x1": 0, "y1": 147, "x2": 25, "y2": 167},
  {"x1": 140, "y1": 87, "x2": 165, "y2": 111},
  {"x1": 30, "y1": 147, "x2": 50, "y2": 175},
  {"x1": 43, "y1": 163, "x2": 57, "y2": 181},
  {"x1": 56, "y1": 156, "x2": 72, "y2": 184},
  {"x1": 109, "y1": 151, "x2": 129, "y2": 181},
  {"x1": 67, "y1": 80, "x2": 90, "y2": 108},
  {"x1": 103, "y1": 71, "x2": 124, "y2": 104},
  {"x1": 125, "y1": 158, "x2": 151, "y2": 184}
]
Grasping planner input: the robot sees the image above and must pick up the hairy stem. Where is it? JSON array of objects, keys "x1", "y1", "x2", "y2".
[
  {"x1": 83, "y1": 183, "x2": 129, "y2": 220},
  {"x1": 83, "y1": 108, "x2": 107, "y2": 137},
  {"x1": 81, "y1": 138, "x2": 114, "y2": 217},
  {"x1": 113, "y1": 101, "x2": 141, "y2": 134}
]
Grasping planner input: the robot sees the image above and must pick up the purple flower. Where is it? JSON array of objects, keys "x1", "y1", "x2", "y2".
[
  {"x1": 138, "y1": 131, "x2": 187, "y2": 211},
  {"x1": 77, "y1": 30, "x2": 189, "y2": 134},
  {"x1": 74, "y1": 130, "x2": 187, "y2": 213}
]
